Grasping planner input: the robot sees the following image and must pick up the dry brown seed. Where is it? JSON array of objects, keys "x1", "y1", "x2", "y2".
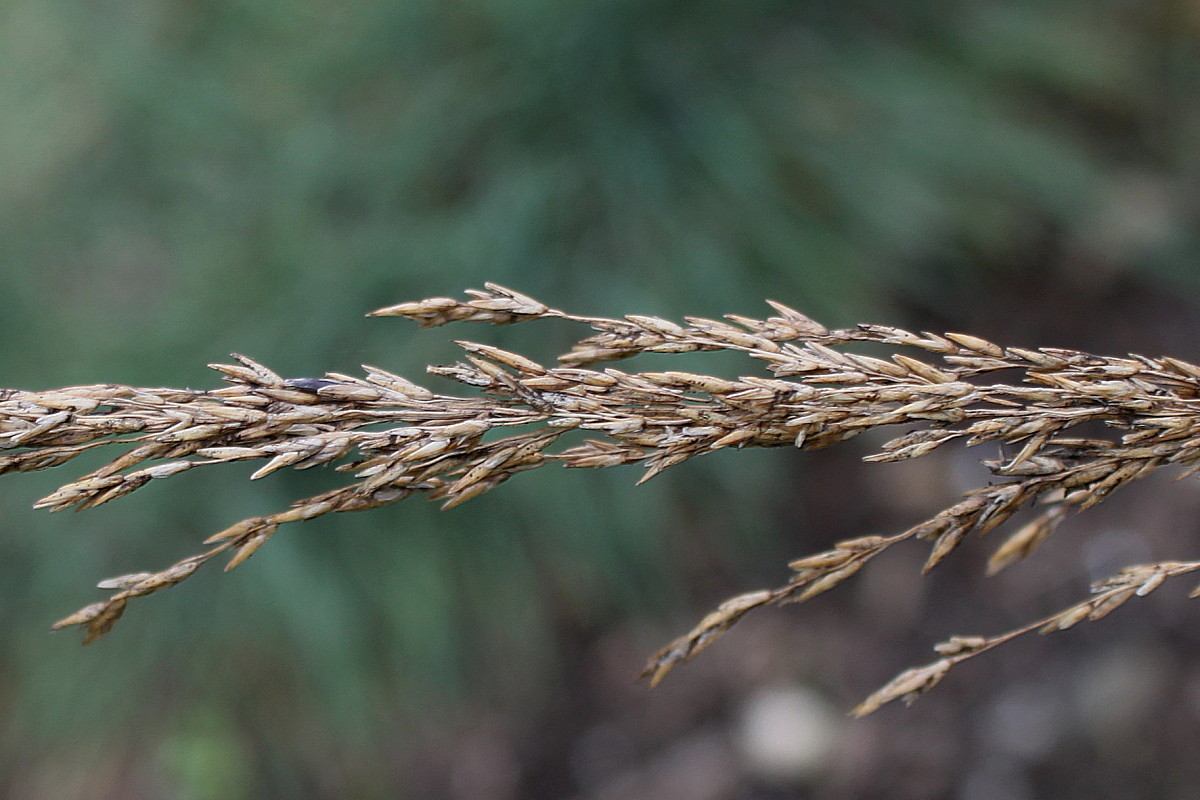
[
  {"x1": 145, "y1": 461, "x2": 193, "y2": 480},
  {"x1": 250, "y1": 452, "x2": 307, "y2": 480},
  {"x1": 710, "y1": 428, "x2": 758, "y2": 449},
  {"x1": 23, "y1": 393, "x2": 101, "y2": 413},
  {"x1": 1087, "y1": 587, "x2": 1137, "y2": 620},
  {"x1": 922, "y1": 526, "x2": 967, "y2": 573},
  {"x1": 791, "y1": 560, "x2": 867, "y2": 603},
  {"x1": 196, "y1": 446, "x2": 263, "y2": 460},
  {"x1": 1077, "y1": 458, "x2": 1159, "y2": 509},
  {"x1": 1043, "y1": 603, "x2": 1093, "y2": 632},
  {"x1": 230, "y1": 354, "x2": 284, "y2": 385},
  {"x1": 933, "y1": 636, "x2": 988, "y2": 656},
  {"x1": 158, "y1": 424, "x2": 228, "y2": 443},
  {"x1": 405, "y1": 438, "x2": 452, "y2": 461},
  {"x1": 705, "y1": 327, "x2": 767, "y2": 349},
  {"x1": 635, "y1": 452, "x2": 692, "y2": 484},
  {"x1": 847, "y1": 354, "x2": 910, "y2": 378},
  {"x1": 457, "y1": 342, "x2": 547, "y2": 375},
  {"x1": 850, "y1": 660, "x2": 952, "y2": 717},
  {"x1": 203, "y1": 517, "x2": 269, "y2": 544},
  {"x1": 434, "y1": 419, "x2": 491, "y2": 439},
  {"x1": 944, "y1": 333, "x2": 1004, "y2": 357},
  {"x1": 1160, "y1": 356, "x2": 1200, "y2": 379},
  {"x1": 639, "y1": 589, "x2": 775, "y2": 688},
  {"x1": 834, "y1": 535, "x2": 890, "y2": 551},
  {"x1": 480, "y1": 283, "x2": 550, "y2": 314},
  {"x1": 208, "y1": 363, "x2": 270, "y2": 384},
  {"x1": 987, "y1": 507, "x2": 1067, "y2": 575},
  {"x1": 621, "y1": 315, "x2": 684, "y2": 337},
  {"x1": 787, "y1": 551, "x2": 853, "y2": 572},
  {"x1": 1007, "y1": 348, "x2": 1068, "y2": 369},
  {"x1": 763, "y1": 300, "x2": 828, "y2": 335},
  {"x1": 1136, "y1": 571, "x2": 1167, "y2": 596},
  {"x1": 314, "y1": 384, "x2": 384, "y2": 402},
  {"x1": 470, "y1": 297, "x2": 531, "y2": 312},
  {"x1": 643, "y1": 372, "x2": 743, "y2": 394},
  {"x1": 50, "y1": 602, "x2": 109, "y2": 630},
  {"x1": 367, "y1": 297, "x2": 459, "y2": 317},
  {"x1": 892, "y1": 354, "x2": 954, "y2": 383},
  {"x1": 521, "y1": 376, "x2": 574, "y2": 391},
  {"x1": 127, "y1": 561, "x2": 202, "y2": 594},
  {"x1": 82, "y1": 598, "x2": 128, "y2": 644},
  {"x1": 371, "y1": 487, "x2": 408, "y2": 504},
  {"x1": 96, "y1": 572, "x2": 156, "y2": 591},
  {"x1": 361, "y1": 366, "x2": 436, "y2": 399},
  {"x1": 224, "y1": 531, "x2": 272, "y2": 571}
]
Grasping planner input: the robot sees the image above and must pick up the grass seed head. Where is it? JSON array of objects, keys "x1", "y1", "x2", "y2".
[{"x1": 8, "y1": 286, "x2": 1200, "y2": 714}]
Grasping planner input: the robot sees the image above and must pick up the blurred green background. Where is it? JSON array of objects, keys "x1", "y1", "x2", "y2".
[{"x1": 3, "y1": 1, "x2": 1200, "y2": 798}]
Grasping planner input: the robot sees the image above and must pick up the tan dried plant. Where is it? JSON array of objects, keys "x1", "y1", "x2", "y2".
[{"x1": 5, "y1": 284, "x2": 1200, "y2": 715}]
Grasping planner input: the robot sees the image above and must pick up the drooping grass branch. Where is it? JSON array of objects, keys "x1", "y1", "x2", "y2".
[{"x1": 6, "y1": 283, "x2": 1200, "y2": 714}]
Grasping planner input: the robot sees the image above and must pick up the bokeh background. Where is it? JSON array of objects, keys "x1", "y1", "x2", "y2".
[{"x1": 3, "y1": 1, "x2": 1200, "y2": 798}]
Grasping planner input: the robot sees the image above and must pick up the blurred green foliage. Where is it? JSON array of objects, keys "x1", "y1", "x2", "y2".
[{"x1": 1, "y1": 0, "x2": 1197, "y2": 796}]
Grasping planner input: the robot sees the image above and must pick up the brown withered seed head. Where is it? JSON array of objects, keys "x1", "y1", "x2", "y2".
[{"x1": 7, "y1": 283, "x2": 1200, "y2": 714}]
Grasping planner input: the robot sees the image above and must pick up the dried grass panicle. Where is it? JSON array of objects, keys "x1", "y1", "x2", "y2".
[{"x1": 7, "y1": 282, "x2": 1200, "y2": 711}]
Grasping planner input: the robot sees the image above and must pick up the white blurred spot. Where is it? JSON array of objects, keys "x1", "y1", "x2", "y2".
[{"x1": 733, "y1": 684, "x2": 841, "y2": 783}]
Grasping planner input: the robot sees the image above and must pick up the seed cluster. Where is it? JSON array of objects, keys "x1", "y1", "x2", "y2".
[{"x1": 5, "y1": 283, "x2": 1200, "y2": 714}]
